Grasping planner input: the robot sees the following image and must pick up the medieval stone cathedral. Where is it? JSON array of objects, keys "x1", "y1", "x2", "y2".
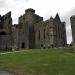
[{"x1": 0, "y1": 8, "x2": 67, "y2": 51}]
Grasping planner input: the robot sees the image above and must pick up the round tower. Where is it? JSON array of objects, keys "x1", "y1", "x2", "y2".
[{"x1": 70, "y1": 15, "x2": 75, "y2": 49}]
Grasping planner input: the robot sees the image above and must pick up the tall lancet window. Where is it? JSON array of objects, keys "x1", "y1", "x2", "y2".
[
  {"x1": 38, "y1": 30, "x2": 40, "y2": 40},
  {"x1": 44, "y1": 29, "x2": 45, "y2": 39}
]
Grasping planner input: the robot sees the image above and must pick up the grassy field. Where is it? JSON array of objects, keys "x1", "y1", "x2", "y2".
[{"x1": 0, "y1": 48, "x2": 75, "y2": 75}]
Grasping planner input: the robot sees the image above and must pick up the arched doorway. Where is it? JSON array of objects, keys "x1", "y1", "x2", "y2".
[
  {"x1": 51, "y1": 44, "x2": 54, "y2": 48},
  {"x1": 21, "y1": 43, "x2": 25, "y2": 48}
]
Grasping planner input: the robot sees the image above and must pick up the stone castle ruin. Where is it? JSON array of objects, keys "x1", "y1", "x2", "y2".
[
  {"x1": 70, "y1": 15, "x2": 75, "y2": 50},
  {"x1": 0, "y1": 8, "x2": 67, "y2": 51}
]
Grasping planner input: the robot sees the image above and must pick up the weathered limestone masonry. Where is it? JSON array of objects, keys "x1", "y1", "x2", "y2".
[
  {"x1": 70, "y1": 15, "x2": 75, "y2": 50},
  {"x1": 13, "y1": 8, "x2": 43, "y2": 49},
  {"x1": 0, "y1": 12, "x2": 12, "y2": 51},
  {"x1": 35, "y1": 13, "x2": 67, "y2": 48},
  {"x1": 0, "y1": 8, "x2": 67, "y2": 50}
]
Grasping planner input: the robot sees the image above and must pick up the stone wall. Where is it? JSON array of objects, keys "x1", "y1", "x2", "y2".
[
  {"x1": 35, "y1": 13, "x2": 67, "y2": 48},
  {"x1": 0, "y1": 8, "x2": 67, "y2": 50},
  {"x1": 17, "y1": 8, "x2": 43, "y2": 49},
  {"x1": 70, "y1": 16, "x2": 75, "y2": 49},
  {"x1": 0, "y1": 12, "x2": 12, "y2": 50}
]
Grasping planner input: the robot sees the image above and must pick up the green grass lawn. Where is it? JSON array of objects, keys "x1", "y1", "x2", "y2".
[{"x1": 0, "y1": 48, "x2": 75, "y2": 75}]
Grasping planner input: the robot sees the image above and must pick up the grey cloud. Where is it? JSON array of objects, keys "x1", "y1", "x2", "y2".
[
  {"x1": 66, "y1": 26, "x2": 72, "y2": 43},
  {"x1": 0, "y1": 0, "x2": 6, "y2": 7},
  {"x1": 13, "y1": 0, "x2": 29, "y2": 2},
  {"x1": 61, "y1": 8, "x2": 75, "y2": 44},
  {"x1": 61, "y1": 8, "x2": 75, "y2": 24}
]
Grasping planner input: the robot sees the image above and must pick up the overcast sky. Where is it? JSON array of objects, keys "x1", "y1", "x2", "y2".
[{"x1": 0, "y1": 0, "x2": 75, "y2": 44}]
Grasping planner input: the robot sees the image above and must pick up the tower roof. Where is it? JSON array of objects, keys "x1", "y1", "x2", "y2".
[
  {"x1": 50, "y1": 16, "x2": 53, "y2": 20},
  {"x1": 25, "y1": 8, "x2": 35, "y2": 13},
  {"x1": 55, "y1": 13, "x2": 61, "y2": 22},
  {"x1": 50, "y1": 16, "x2": 54, "y2": 21},
  {"x1": 70, "y1": 15, "x2": 75, "y2": 19}
]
